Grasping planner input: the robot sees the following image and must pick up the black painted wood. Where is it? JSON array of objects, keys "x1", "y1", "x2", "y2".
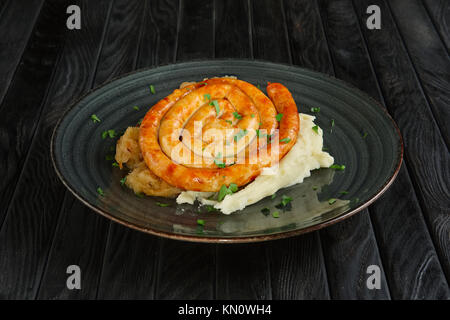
[
  {"x1": 422, "y1": 0, "x2": 450, "y2": 53},
  {"x1": 352, "y1": 0, "x2": 450, "y2": 281},
  {"x1": 0, "y1": 0, "x2": 44, "y2": 106},
  {"x1": 0, "y1": 0, "x2": 68, "y2": 227},
  {"x1": 37, "y1": 0, "x2": 145, "y2": 299},
  {"x1": 0, "y1": 0, "x2": 112, "y2": 300}
]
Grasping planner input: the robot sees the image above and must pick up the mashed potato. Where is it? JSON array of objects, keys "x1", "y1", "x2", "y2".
[{"x1": 176, "y1": 114, "x2": 334, "y2": 214}]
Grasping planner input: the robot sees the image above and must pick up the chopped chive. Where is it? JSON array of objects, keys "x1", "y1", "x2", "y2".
[
  {"x1": 280, "y1": 137, "x2": 291, "y2": 143},
  {"x1": 210, "y1": 100, "x2": 220, "y2": 116},
  {"x1": 331, "y1": 119, "x2": 335, "y2": 127},
  {"x1": 362, "y1": 132, "x2": 368, "y2": 139},
  {"x1": 218, "y1": 183, "x2": 238, "y2": 201},
  {"x1": 312, "y1": 125, "x2": 319, "y2": 134},
  {"x1": 197, "y1": 219, "x2": 205, "y2": 226},
  {"x1": 102, "y1": 131, "x2": 108, "y2": 139},
  {"x1": 330, "y1": 164, "x2": 346, "y2": 171},
  {"x1": 156, "y1": 202, "x2": 170, "y2": 207},
  {"x1": 261, "y1": 208, "x2": 270, "y2": 216},
  {"x1": 105, "y1": 154, "x2": 114, "y2": 161},
  {"x1": 311, "y1": 107, "x2": 320, "y2": 113},
  {"x1": 312, "y1": 186, "x2": 319, "y2": 191},
  {"x1": 322, "y1": 147, "x2": 329, "y2": 151},
  {"x1": 276, "y1": 113, "x2": 283, "y2": 122},
  {"x1": 150, "y1": 85, "x2": 155, "y2": 94},
  {"x1": 328, "y1": 198, "x2": 337, "y2": 205},
  {"x1": 234, "y1": 129, "x2": 248, "y2": 142},
  {"x1": 97, "y1": 187, "x2": 104, "y2": 196},
  {"x1": 204, "y1": 93, "x2": 211, "y2": 101},
  {"x1": 251, "y1": 114, "x2": 255, "y2": 118},
  {"x1": 112, "y1": 162, "x2": 119, "y2": 167},
  {"x1": 271, "y1": 193, "x2": 276, "y2": 199},
  {"x1": 120, "y1": 177, "x2": 127, "y2": 186},
  {"x1": 339, "y1": 190, "x2": 349, "y2": 195},
  {"x1": 225, "y1": 119, "x2": 233, "y2": 125},
  {"x1": 133, "y1": 106, "x2": 140, "y2": 111},
  {"x1": 91, "y1": 114, "x2": 101, "y2": 123},
  {"x1": 137, "y1": 119, "x2": 143, "y2": 126},
  {"x1": 272, "y1": 211, "x2": 280, "y2": 218},
  {"x1": 232, "y1": 112, "x2": 242, "y2": 120},
  {"x1": 214, "y1": 152, "x2": 226, "y2": 168},
  {"x1": 205, "y1": 205, "x2": 217, "y2": 212},
  {"x1": 259, "y1": 122, "x2": 263, "y2": 126},
  {"x1": 229, "y1": 183, "x2": 238, "y2": 193}
]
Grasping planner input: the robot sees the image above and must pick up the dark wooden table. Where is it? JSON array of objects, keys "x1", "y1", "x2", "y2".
[{"x1": 0, "y1": 0, "x2": 448, "y2": 300}]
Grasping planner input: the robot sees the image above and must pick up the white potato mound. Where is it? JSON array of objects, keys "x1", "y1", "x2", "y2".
[{"x1": 115, "y1": 127, "x2": 181, "y2": 198}]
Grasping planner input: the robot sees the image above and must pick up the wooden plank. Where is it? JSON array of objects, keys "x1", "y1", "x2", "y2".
[
  {"x1": 388, "y1": 0, "x2": 450, "y2": 147},
  {"x1": 352, "y1": 0, "x2": 450, "y2": 282},
  {"x1": 154, "y1": 0, "x2": 216, "y2": 300},
  {"x1": 316, "y1": 0, "x2": 390, "y2": 299},
  {"x1": 0, "y1": 0, "x2": 44, "y2": 106},
  {"x1": 0, "y1": 0, "x2": 68, "y2": 226},
  {"x1": 422, "y1": 0, "x2": 450, "y2": 55},
  {"x1": 0, "y1": 0, "x2": 112, "y2": 299},
  {"x1": 175, "y1": 0, "x2": 214, "y2": 61},
  {"x1": 248, "y1": 0, "x2": 330, "y2": 300},
  {"x1": 37, "y1": 0, "x2": 146, "y2": 299}
]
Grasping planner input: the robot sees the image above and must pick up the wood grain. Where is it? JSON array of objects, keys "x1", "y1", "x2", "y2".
[
  {"x1": 0, "y1": 0, "x2": 112, "y2": 299},
  {"x1": 389, "y1": 0, "x2": 450, "y2": 147},
  {"x1": 0, "y1": 0, "x2": 43, "y2": 106},
  {"x1": 176, "y1": 0, "x2": 214, "y2": 61},
  {"x1": 422, "y1": 0, "x2": 450, "y2": 55},
  {"x1": 0, "y1": 0, "x2": 68, "y2": 226},
  {"x1": 353, "y1": 0, "x2": 450, "y2": 282},
  {"x1": 37, "y1": 0, "x2": 146, "y2": 299}
]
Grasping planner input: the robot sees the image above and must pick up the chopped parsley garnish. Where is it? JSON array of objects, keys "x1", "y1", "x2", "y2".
[
  {"x1": 97, "y1": 187, "x2": 104, "y2": 196},
  {"x1": 280, "y1": 195, "x2": 293, "y2": 207},
  {"x1": 225, "y1": 119, "x2": 233, "y2": 125},
  {"x1": 218, "y1": 183, "x2": 238, "y2": 201},
  {"x1": 234, "y1": 129, "x2": 248, "y2": 142},
  {"x1": 280, "y1": 137, "x2": 291, "y2": 143},
  {"x1": 362, "y1": 132, "x2": 368, "y2": 139},
  {"x1": 156, "y1": 202, "x2": 170, "y2": 207},
  {"x1": 102, "y1": 129, "x2": 117, "y2": 139},
  {"x1": 331, "y1": 119, "x2": 335, "y2": 127},
  {"x1": 137, "y1": 119, "x2": 143, "y2": 126},
  {"x1": 271, "y1": 194, "x2": 276, "y2": 199},
  {"x1": 232, "y1": 112, "x2": 242, "y2": 120},
  {"x1": 276, "y1": 113, "x2": 283, "y2": 122},
  {"x1": 311, "y1": 107, "x2": 320, "y2": 113},
  {"x1": 133, "y1": 106, "x2": 139, "y2": 111},
  {"x1": 312, "y1": 125, "x2": 319, "y2": 134},
  {"x1": 204, "y1": 93, "x2": 211, "y2": 101},
  {"x1": 322, "y1": 147, "x2": 329, "y2": 151},
  {"x1": 197, "y1": 219, "x2": 205, "y2": 226},
  {"x1": 272, "y1": 211, "x2": 280, "y2": 218},
  {"x1": 91, "y1": 114, "x2": 101, "y2": 123},
  {"x1": 214, "y1": 152, "x2": 226, "y2": 168},
  {"x1": 205, "y1": 205, "x2": 217, "y2": 212},
  {"x1": 312, "y1": 186, "x2": 319, "y2": 191},
  {"x1": 210, "y1": 100, "x2": 220, "y2": 116},
  {"x1": 339, "y1": 190, "x2": 349, "y2": 195},
  {"x1": 120, "y1": 177, "x2": 126, "y2": 186},
  {"x1": 328, "y1": 198, "x2": 337, "y2": 205},
  {"x1": 261, "y1": 208, "x2": 270, "y2": 216},
  {"x1": 150, "y1": 85, "x2": 155, "y2": 94},
  {"x1": 330, "y1": 164, "x2": 346, "y2": 171},
  {"x1": 251, "y1": 114, "x2": 255, "y2": 118},
  {"x1": 112, "y1": 162, "x2": 119, "y2": 167}
]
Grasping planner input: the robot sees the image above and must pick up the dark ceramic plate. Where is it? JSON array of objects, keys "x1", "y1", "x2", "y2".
[{"x1": 51, "y1": 60, "x2": 403, "y2": 243}]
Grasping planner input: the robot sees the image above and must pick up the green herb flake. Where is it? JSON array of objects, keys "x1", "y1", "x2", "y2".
[
  {"x1": 271, "y1": 194, "x2": 276, "y2": 199},
  {"x1": 120, "y1": 177, "x2": 126, "y2": 186},
  {"x1": 281, "y1": 195, "x2": 293, "y2": 207},
  {"x1": 276, "y1": 113, "x2": 283, "y2": 122},
  {"x1": 322, "y1": 147, "x2": 329, "y2": 151},
  {"x1": 311, "y1": 107, "x2": 320, "y2": 113},
  {"x1": 102, "y1": 131, "x2": 108, "y2": 139},
  {"x1": 112, "y1": 162, "x2": 119, "y2": 167},
  {"x1": 214, "y1": 152, "x2": 226, "y2": 169},
  {"x1": 133, "y1": 106, "x2": 140, "y2": 111},
  {"x1": 225, "y1": 119, "x2": 233, "y2": 125},
  {"x1": 232, "y1": 112, "x2": 242, "y2": 120},
  {"x1": 218, "y1": 183, "x2": 238, "y2": 201},
  {"x1": 150, "y1": 84, "x2": 155, "y2": 94},
  {"x1": 205, "y1": 205, "x2": 217, "y2": 212},
  {"x1": 97, "y1": 187, "x2": 104, "y2": 196},
  {"x1": 137, "y1": 119, "x2": 143, "y2": 126},
  {"x1": 272, "y1": 211, "x2": 280, "y2": 218},
  {"x1": 156, "y1": 202, "x2": 170, "y2": 207},
  {"x1": 362, "y1": 132, "x2": 368, "y2": 139},
  {"x1": 229, "y1": 183, "x2": 238, "y2": 193},
  {"x1": 91, "y1": 114, "x2": 101, "y2": 123},
  {"x1": 280, "y1": 137, "x2": 291, "y2": 144},
  {"x1": 234, "y1": 129, "x2": 248, "y2": 142},
  {"x1": 330, "y1": 164, "x2": 346, "y2": 171},
  {"x1": 331, "y1": 119, "x2": 335, "y2": 127},
  {"x1": 251, "y1": 114, "x2": 255, "y2": 118},
  {"x1": 204, "y1": 93, "x2": 211, "y2": 101},
  {"x1": 197, "y1": 219, "x2": 205, "y2": 226},
  {"x1": 312, "y1": 186, "x2": 319, "y2": 191},
  {"x1": 257, "y1": 84, "x2": 261, "y2": 90},
  {"x1": 339, "y1": 190, "x2": 349, "y2": 195},
  {"x1": 312, "y1": 125, "x2": 319, "y2": 134},
  {"x1": 328, "y1": 198, "x2": 337, "y2": 205},
  {"x1": 210, "y1": 100, "x2": 220, "y2": 116}
]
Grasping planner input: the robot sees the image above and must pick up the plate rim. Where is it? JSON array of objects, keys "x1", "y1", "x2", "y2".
[{"x1": 50, "y1": 59, "x2": 404, "y2": 243}]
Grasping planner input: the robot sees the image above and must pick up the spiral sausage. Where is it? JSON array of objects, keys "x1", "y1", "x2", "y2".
[{"x1": 139, "y1": 78, "x2": 299, "y2": 192}]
